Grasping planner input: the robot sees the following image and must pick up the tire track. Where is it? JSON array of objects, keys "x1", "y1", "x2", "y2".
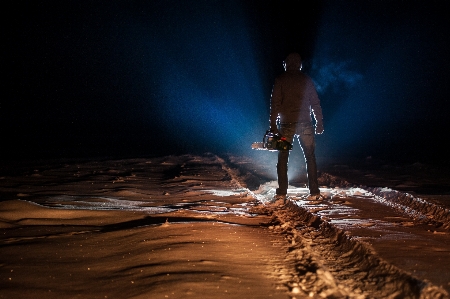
[{"x1": 221, "y1": 154, "x2": 449, "y2": 298}]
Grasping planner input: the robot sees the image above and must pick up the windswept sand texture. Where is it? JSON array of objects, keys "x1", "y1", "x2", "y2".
[{"x1": 1, "y1": 153, "x2": 449, "y2": 298}]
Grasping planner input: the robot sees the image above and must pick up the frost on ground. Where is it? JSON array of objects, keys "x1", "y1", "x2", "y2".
[
  {"x1": 251, "y1": 194, "x2": 447, "y2": 298},
  {"x1": 0, "y1": 153, "x2": 449, "y2": 298}
]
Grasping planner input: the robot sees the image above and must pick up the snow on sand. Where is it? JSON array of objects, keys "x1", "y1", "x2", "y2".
[{"x1": 0, "y1": 153, "x2": 449, "y2": 298}]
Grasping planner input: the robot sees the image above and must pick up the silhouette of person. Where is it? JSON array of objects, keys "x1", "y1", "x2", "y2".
[{"x1": 269, "y1": 53, "x2": 324, "y2": 202}]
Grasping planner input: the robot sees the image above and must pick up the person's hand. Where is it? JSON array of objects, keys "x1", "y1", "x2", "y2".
[
  {"x1": 315, "y1": 123, "x2": 324, "y2": 134},
  {"x1": 270, "y1": 125, "x2": 279, "y2": 135}
]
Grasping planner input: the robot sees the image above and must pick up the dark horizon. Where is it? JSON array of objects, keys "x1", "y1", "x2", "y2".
[{"x1": 3, "y1": 0, "x2": 450, "y2": 165}]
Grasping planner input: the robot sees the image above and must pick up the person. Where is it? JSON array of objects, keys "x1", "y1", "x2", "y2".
[{"x1": 269, "y1": 53, "x2": 324, "y2": 203}]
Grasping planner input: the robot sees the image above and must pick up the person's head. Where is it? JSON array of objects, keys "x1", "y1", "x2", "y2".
[{"x1": 283, "y1": 53, "x2": 302, "y2": 71}]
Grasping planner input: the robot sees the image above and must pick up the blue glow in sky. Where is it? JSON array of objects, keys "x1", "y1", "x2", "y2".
[
  {"x1": 120, "y1": 1, "x2": 268, "y2": 154},
  {"x1": 3, "y1": 0, "x2": 450, "y2": 162},
  {"x1": 309, "y1": 1, "x2": 450, "y2": 161}
]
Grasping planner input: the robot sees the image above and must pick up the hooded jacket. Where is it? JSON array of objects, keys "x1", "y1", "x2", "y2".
[{"x1": 269, "y1": 69, "x2": 323, "y2": 129}]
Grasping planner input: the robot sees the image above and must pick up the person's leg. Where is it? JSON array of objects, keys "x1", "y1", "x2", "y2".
[
  {"x1": 276, "y1": 124, "x2": 295, "y2": 196},
  {"x1": 276, "y1": 150, "x2": 289, "y2": 195},
  {"x1": 297, "y1": 123, "x2": 320, "y2": 195}
]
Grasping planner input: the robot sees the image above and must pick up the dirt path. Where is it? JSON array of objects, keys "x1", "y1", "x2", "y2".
[
  {"x1": 1, "y1": 153, "x2": 449, "y2": 298},
  {"x1": 254, "y1": 200, "x2": 449, "y2": 298}
]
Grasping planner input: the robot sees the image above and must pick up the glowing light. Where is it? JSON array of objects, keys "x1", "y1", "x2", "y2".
[{"x1": 130, "y1": 1, "x2": 268, "y2": 154}]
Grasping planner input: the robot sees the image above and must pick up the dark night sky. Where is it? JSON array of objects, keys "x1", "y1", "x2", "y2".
[{"x1": 3, "y1": 1, "x2": 450, "y2": 164}]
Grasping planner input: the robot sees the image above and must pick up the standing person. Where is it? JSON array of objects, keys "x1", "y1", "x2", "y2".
[{"x1": 269, "y1": 53, "x2": 324, "y2": 203}]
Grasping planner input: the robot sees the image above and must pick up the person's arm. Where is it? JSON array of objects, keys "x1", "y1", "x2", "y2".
[
  {"x1": 307, "y1": 81, "x2": 324, "y2": 134},
  {"x1": 269, "y1": 79, "x2": 282, "y2": 132}
]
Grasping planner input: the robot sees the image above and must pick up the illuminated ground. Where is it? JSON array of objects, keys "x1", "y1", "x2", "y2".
[{"x1": 0, "y1": 153, "x2": 449, "y2": 298}]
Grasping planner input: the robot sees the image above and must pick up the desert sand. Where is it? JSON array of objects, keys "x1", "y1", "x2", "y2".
[{"x1": 1, "y1": 153, "x2": 449, "y2": 298}]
